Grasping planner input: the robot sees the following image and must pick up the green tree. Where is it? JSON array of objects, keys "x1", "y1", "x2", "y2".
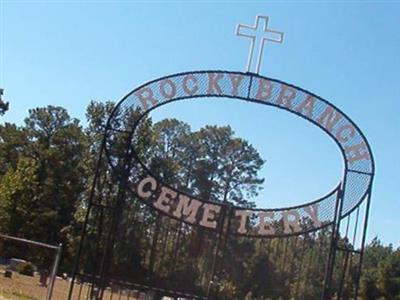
[
  {"x1": 0, "y1": 123, "x2": 28, "y2": 174},
  {"x1": 0, "y1": 105, "x2": 88, "y2": 275},
  {"x1": 143, "y1": 120, "x2": 265, "y2": 207},
  {"x1": 148, "y1": 118, "x2": 191, "y2": 186},
  {"x1": 0, "y1": 106, "x2": 87, "y2": 246},
  {"x1": 135, "y1": 120, "x2": 266, "y2": 295},
  {"x1": 22, "y1": 106, "x2": 88, "y2": 243},
  {"x1": 378, "y1": 249, "x2": 400, "y2": 299},
  {"x1": 0, "y1": 157, "x2": 38, "y2": 237},
  {"x1": 190, "y1": 125, "x2": 264, "y2": 207},
  {"x1": 0, "y1": 89, "x2": 9, "y2": 116}
]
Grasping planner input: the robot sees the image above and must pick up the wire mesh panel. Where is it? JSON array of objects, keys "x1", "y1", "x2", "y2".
[{"x1": 104, "y1": 71, "x2": 374, "y2": 238}]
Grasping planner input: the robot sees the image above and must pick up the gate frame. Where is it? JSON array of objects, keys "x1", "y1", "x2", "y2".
[{"x1": 68, "y1": 70, "x2": 375, "y2": 300}]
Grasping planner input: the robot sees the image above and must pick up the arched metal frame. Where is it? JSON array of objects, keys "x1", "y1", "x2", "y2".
[{"x1": 68, "y1": 70, "x2": 375, "y2": 300}]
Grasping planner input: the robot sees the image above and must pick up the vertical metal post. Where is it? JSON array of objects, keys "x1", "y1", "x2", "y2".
[
  {"x1": 213, "y1": 204, "x2": 233, "y2": 300},
  {"x1": 96, "y1": 132, "x2": 136, "y2": 299},
  {"x1": 337, "y1": 249, "x2": 350, "y2": 299},
  {"x1": 46, "y1": 243, "x2": 63, "y2": 300},
  {"x1": 337, "y1": 215, "x2": 352, "y2": 299},
  {"x1": 354, "y1": 191, "x2": 372, "y2": 299},
  {"x1": 68, "y1": 142, "x2": 106, "y2": 300},
  {"x1": 322, "y1": 187, "x2": 343, "y2": 300},
  {"x1": 206, "y1": 203, "x2": 229, "y2": 300}
]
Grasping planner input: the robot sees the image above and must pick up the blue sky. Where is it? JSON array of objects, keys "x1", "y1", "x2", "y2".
[{"x1": 0, "y1": 1, "x2": 399, "y2": 245}]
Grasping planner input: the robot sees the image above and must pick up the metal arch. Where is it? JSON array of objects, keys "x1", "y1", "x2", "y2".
[
  {"x1": 68, "y1": 69, "x2": 375, "y2": 300},
  {"x1": 102, "y1": 70, "x2": 375, "y2": 237},
  {"x1": 106, "y1": 69, "x2": 375, "y2": 176}
]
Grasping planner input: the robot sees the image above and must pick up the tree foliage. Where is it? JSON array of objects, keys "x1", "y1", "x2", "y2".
[
  {"x1": 0, "y1": 106, "x2": 87, "y2": 266},
  {"x1": 0, "y1": 89, "x2": 9, "y2": 116},
  {"x1": 0, "y1": 101, "x2": 398, "y2": 299}
]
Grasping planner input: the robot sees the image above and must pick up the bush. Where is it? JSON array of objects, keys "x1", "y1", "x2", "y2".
[{"x1": 16, "y1": 262, "x2": 35, "y2": 277}]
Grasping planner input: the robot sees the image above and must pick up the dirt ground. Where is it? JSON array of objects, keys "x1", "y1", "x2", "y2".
[
  {"x1": 0, "y1": 272, "x2": 144, "y2": 300},
  {"x1": 0, "y1": 272, "x2": 47, "y2": 300}
]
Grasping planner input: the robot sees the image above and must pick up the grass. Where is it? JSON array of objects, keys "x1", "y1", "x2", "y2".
[
  {"x1": 0, "y1": 270, "x2": 144, "y2": 300},
  {"x1": 0, "y1": 272, "x2": 44, "y2": 300},
  {"x1": 0, "y1": 288, "x2": 38, "y2": 300}
]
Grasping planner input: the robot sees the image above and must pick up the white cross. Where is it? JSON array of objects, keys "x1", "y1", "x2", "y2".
[{"x1": 236, "y1": 15, "x2": 284, "y2": 74}]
